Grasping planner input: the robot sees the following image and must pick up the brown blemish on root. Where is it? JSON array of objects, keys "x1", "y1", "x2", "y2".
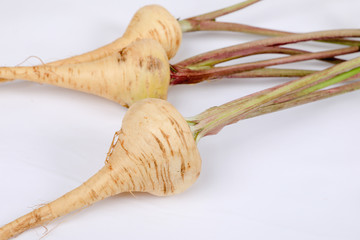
[
  {"x1": 137, "y1": 157, "x2": 147, "y2": 174},
  {"x1": 110, "y1": 174, "x2": 118, "y2": 185},
  {"x1": 118, "y1": 48, "x2": 128, "y2": 63},
  {"x1": 32, "y1": 67, "x2": 41, "y2": 78},
  {"x1": 153, "y1": 155, "x2": 160, "y2": 181},
  {"x1": 157, "y1": 20, "x2": 170, "y2": 42},
  {"x1": 90, "y1": 190, "x2": 98, "y2": 201},
  {"x1": 157, "y1": 20, "x2": 167, "y2": 31},
  {"x1": 151, "y1": 129, "x2": 175, "y2": 193},
  {"x1": 179, "y1": 151, "x2": 185, "y2": 181},
  {"x1": 149, "y1": 29, "x2": 160, "y2": 40},
  {"x1": 124, "y1": 167, "x2": 136, "y2": 189},
  {"x1": 146, "y1": 56, "x2": 162, "y2": 71},
  {"x1": 160, "y1": 166, "x2": 174, "y2": 194},
  {"x1": 126, "y1": 78, "x2": 132, "y2": 91},
  {"x1": 168, "y1": 172, "x2": 174, "y2": 193},
  {"x1": 167, "y1": 116, "x2": 175, "y2": 127},
  {"x1": 139, "y1": 58, "x2": 144, "y2": 68},
  {"x1": 160, "y1": 129, "x2": 174, "y2": 157},
  {"x1": 152, "y1": 133, "x2": 166, "y2": 157},
  {"x1": 32, "y1": 212, "x2": 41, "y2": 225},
  {"x1": 141, "y1": 153, "x2": 151, "y2": 169},
  {"x1": 163, "y1": 113, "x2": 187, "y2": 148},
  {"x1": 44, "y1": 73, "x2": 50, "y2": 79},
  {"x1": 137, "y1": 156, "x2": 155, "y2": 190},
  {"x1": 161, "y1": 170, "x2": 167, "y2": 194}
]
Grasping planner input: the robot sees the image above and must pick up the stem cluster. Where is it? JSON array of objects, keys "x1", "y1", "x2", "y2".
[
  {"x1": 167, "y1": 0, "x2": 360, "y2": 141},
  {"x1": 187, "y1": 57, "x2": 360, "y2": 142}
]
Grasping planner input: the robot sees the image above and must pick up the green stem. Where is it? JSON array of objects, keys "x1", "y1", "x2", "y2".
[
  {"x1": 180, "y1": 2, "x2": 360, "y2": 47},
  {"x1": 181, "y1": 0, "x2": 260, "y2": 22},
  {"x1": 192, "y1": 46, "x2": 344, "y2": 68},
  {"x1": 181, "y1": 19, "x2": 288, "y2": 35},
  {"x1": 175, "y1": 29, "x2": 360, "y2": 68},
  {"x1": 243, "y1": 80, "x2": 360, "y2": 119},
  {"x1": 269, "y1": 68, "x2": 360, "y2": 106},
  {"x1": 171, "y1": 46, "x2": 359, "y2": 85},
  {"x1": 181, "y1": 20, "x2": 360, "y2": 47},
  {"x1": 218, "y1": 67, "x2": 360, "y2": 109},
  {"x1": 227, "y1": 68, "x2": 316, "y2": 78},
  {"x1": 297, "y1": 68, "x2": 360, "y2": 96},
  {"x1": 189, "y1": 68, "x2": 358, "y2": 122},
  {"x1": 187, "y1": 56, "x2": 360, "y2": 142}
]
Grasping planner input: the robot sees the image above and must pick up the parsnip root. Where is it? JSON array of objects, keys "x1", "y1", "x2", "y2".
[
  {"x1": 0, "y1": 98, "x2": 201, "y2": 239},
  {"x1": 0, "y1": 39, "x2": 170, "y2": 107}
]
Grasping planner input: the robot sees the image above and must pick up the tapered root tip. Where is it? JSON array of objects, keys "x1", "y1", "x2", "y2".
[
  {"x1": 0, "y1": 207, "x2": 53, "y2": 240},
  {"x1": 0, "y1": 165, "x2": 123, "y2": 239}
]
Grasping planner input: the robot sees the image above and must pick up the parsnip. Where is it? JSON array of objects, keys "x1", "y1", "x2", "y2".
[
  {"x1": 50, "y1": 5, "x2": 182, "y2": 64},
  {"x1": 0, "y1": 98, "x2": 201, "y2": 240},
  {"x1": 0, "y1": 39, "x2": 170, "y2": 107},
  {"x1": 0, "y1": 4, "x2": 181, "y2": 83}
]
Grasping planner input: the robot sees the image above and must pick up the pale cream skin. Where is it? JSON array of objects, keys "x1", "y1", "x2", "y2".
[
  {"x1": 0, "y1": 39, "x2": 170, "y2": 107},
  {"x1": 49, "y1": 4, "x2": 182, "y2": 65},
  {"x1": 0, "y1": 99, "x2": 202, "y2": 240},
  {"x1": 0, "y1": 5, "x2": 182, "y2": 83}
]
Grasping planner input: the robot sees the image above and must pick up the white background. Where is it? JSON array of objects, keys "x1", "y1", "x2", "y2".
[{"x1": 1, "y1": 0, "x2": 360, "y2": 239}]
